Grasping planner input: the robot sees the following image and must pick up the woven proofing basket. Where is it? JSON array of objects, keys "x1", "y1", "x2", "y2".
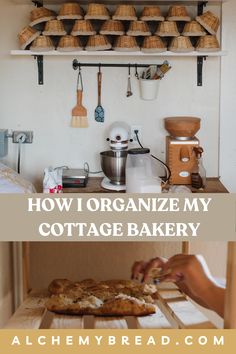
[
  {"x1": 100, "y1": 20, "x2": 125, "y2": 35},
  {"x1": 169, "y1": 36, "x2": 194, "y2": 52},
  {"x1": 18, "y1": 26, "x2": 40, "y2": 50},
  {"x1": 57, "y1": 3, "x2": 84, "y2": 20},
  {"x1": 30, "y1": 35, "x2": 54, "y2": 52},
  {"x1": 57, "y1": 35, "x2": 83, "y2": 52},
  {"x1": 182, "y1": 21, "x2": 206, "y2": 36},
  {"x1": 140, "y1": 6, "x2": 164, "y2": 22},
  {"x1": 43, "y1": 20, "x2": 66, "y2": 36},
  {"x1": 141, "y1": 36, "x2": 167, "y2": 53},
  {"x1": 155, "y1": 21, "x2": 179, "y2": 37},
  {"x1": 196, "y1": 11, "x2": 220, "y2": 35},
  {"x1": 113, "y1": 35, "x2": 140, "y2": 52},
  {"x1": 113, "y1": 5, "x2": 137, "y2": 21},
  {"x1": 196, "y1": 35, "x2": 220, "y2": 52},
  {"x1": 167, "y1": 5, "x2": 191, "y2": 22},
  {"x1": 86, "y1": 35, "x2": 112, "y2": 51},
  {"x1": 71, "y1": 20, "x2": 96, "y2": 36},
  {"x1": 30, "y1": 7, "x2": 56, "y2": 27},
  {"x1": 85, "y1": 3, "x2": 110, "y2": 20},
  {"x1": 127, "y1": 21, "x2": 151, "y2": 36}
]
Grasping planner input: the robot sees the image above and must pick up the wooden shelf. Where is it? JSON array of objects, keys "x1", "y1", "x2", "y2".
[
  {"x1": 10, "y1": 50, "x2": 226, "y2": 86},
  {"x1": 5, "y1": 285, "x2": 216, "y2": 329},
  {"x1": 12, "y1": 0, "x2": 226, "y2": 5},
  {"x1": 11, "y1": 50, "x2": 227, "y2": 57}
]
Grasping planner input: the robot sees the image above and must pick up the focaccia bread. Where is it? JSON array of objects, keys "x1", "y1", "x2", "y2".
[{"x1": 46, "y1": 278, "x2": 158, "y2": 316}]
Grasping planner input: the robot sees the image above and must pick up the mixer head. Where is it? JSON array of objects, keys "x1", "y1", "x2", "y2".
[{"x1": 106, "y1": 121, "x2": 130, "y2": 150}]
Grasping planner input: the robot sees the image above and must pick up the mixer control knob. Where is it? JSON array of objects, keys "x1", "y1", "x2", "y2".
[{"x1": 116, "y1": 135, "x2": 121, "y2": 141}]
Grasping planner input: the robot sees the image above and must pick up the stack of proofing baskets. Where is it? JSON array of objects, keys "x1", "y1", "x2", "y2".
[{"x1": 18, "y1": 2, "x2": 221, "y2": 53}]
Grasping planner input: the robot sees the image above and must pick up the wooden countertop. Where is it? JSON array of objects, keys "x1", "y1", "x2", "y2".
[{"x1": 63, "y1": 177, "x2": 228, "y2": 194}]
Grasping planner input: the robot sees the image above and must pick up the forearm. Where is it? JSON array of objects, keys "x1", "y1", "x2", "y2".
[
  {"x1": 204, "y1": 284, "x2": 225, "y2": 317},
  {"x1": 177, "y1": 282, "x2": 210, "y2": 309}
]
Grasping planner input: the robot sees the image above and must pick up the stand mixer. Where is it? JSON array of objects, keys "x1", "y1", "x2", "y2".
[{"x1": 100, "y1": 122, "x2": 130, "y2": 191}]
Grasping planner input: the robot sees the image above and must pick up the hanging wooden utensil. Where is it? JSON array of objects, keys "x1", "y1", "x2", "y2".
[
  {"x1": 71, "y1": 66, "x2": 88, "y2": 128},
  {"x1": 95, "y1": 65, "x2": 105, "y2": 123}
]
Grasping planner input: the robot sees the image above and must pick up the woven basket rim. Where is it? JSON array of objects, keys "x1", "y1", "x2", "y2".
[
  {"x1": 30, "y1": 15, "x2": 56, "y2": 27},
  {"x1": 30, "y1": 46, "x2": 54, "y2": 52},
  {"x1": 85, "y1": 14, "x2": 110, "y2": 20},
  {"x1": 43, "y1": 30, "x2": 67, "y2": 36},
  {"x1": 140, "y1": 15, "x2": 165, "y2": 21},
  {"x1": 19, "y1": 30, "x2": 41, "y2": 50},
  {"x1": 113, "y1": 47, "x2": 140, "y2": 52},
  {"x1": 86, "y1": 44, "x2": 112, "y2": 51},
  {"x1": 169, "y1": 47, "x2": 195, "y2": 52},
  {"x1": 57, "y1": 47, "x2": 84, "y2": 52},
  {"x1": 182, "y1": 31, "x2": 206, "y2": 36},
  {"x1": 57, "y1": 14, "x2": 83, "y2": 20},
  {"x1": 113, "y1": 15, "x2": 137, "y2": 20},
  {"x1": 72, "y1": 30, "x2": 96, "y2": 36},
  {"x1": 100, "y1": 30, "x2": 124, "y2": 35},
  {"x1": 141, "y1": 47, "x2": 167, "y2": 53},
  {"x1": 127, "y1": 30, "x2": 151, "y2": 36},
  {"x1": 196, "y1": 47, "x2": 220, "y2": 52},
  {"x1": 156, "y1": 31, "x2": 179, "y2": 37},
  {"x1": 167, "y1": 16, "x2": 191, "y2": 22}
]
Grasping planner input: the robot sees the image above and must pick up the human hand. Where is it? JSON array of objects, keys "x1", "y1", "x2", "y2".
[
  {"x1": 131, "y1": 257, "x2": 167, "y2": 283},
  {"x1": 162, "y1": 254, "x2": 213, "y2": 295},
  {"x1": 162, "y1": 254, "x2": 225, "y2": 316}
]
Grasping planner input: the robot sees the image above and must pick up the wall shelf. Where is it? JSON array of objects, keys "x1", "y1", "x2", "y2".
[
  {"x1": 12, "y1": 1, "x2": 226, "y2": 5},
  {"x1": 11, "y1": 50, "x2": 226, "y2": 86},
  {"x1": 11, "y1": 0, "x2": 226, "y2": 85},
  {"x1": 11, "y1": 50, "x2": 227, "y2": 57}
]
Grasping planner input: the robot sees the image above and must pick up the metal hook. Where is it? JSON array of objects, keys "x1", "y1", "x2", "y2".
[
  {"x1": 135, "y1": 64, "x2": 139, "y2": 80},
  {"x1": 128, "y1": 64, "x2": 131, "y2": 76},
  {"x1": 77, "y1": 65, "x2": 83, "y2": 91}
]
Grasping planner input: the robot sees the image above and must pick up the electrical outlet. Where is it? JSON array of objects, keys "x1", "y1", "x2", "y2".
[
  {"x1": 12, "y1": 131, "x2": 33, "y2": 144},
  {"x1": 130, "y1": 125, "x2": 142, "y2": 142}
]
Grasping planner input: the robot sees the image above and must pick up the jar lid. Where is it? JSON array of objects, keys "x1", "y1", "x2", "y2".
[{"x1": 128, "y1": 148, "x2": 150, "y2": 155}]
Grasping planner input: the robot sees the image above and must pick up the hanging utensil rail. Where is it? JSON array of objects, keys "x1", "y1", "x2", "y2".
[{"x1": 72, "y1": 59, "x2": 163, "y2": 70}]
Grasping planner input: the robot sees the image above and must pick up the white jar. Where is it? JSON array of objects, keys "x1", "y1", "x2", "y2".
[
  {"x1": 139, "y1": 79, "x2": 160, "y2": 101},
  {"x1": 125, "y1": 148, "x2": 162, "y2": 193}
]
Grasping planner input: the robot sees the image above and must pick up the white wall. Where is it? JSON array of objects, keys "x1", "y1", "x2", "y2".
[
  {"x1": 0, "y1": 0, "x2": 221, "y2": 191},
  {"x1": 29, "y1": 241, "x2": 226, "y2": 289},
  {"x1": 220, "y1": 0, "x2": 236, "y2": 192},
  {"x1": 0, "y1": 242, "x2": 13, "y2": 328}
]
